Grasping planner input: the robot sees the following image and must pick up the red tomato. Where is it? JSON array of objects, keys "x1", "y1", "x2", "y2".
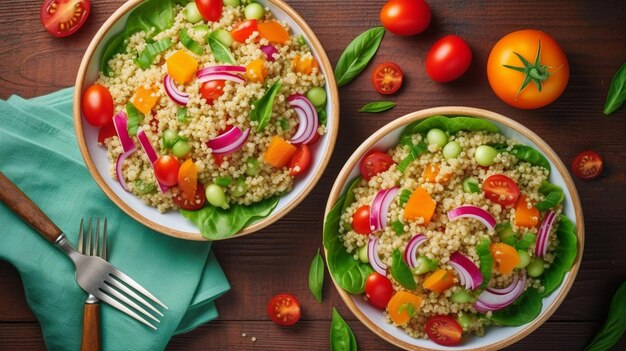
[
  {"x1": 267, "y1": 293, "x2": 301, "y2": 326},
  {"x1": 352, "y1": 205, "x2": 372, "y2": 235},
  {"x1": 425, "y1": 35, "x2": 472, "y2": 83},
  {"x1": 289, "y1": 145, "x2": 311, "y2": 176},
  {"x1": 194, "y1": 0, "x2": 223, "y2": 21},
  {"x1": 154, "y1": 155, "x2": 180, "y2": 187},
  {"x1": 82, "y1": 84, "x2": 114, "y2": 127},
  {"x1": 380, "y1": 0, "x2": 431, "y2": 36},
  {"x1": 231, "y1": 20, "x2": 258, "y2": 43},
  {"x1": 482, "y1": 174, "x2": 520, "y2": 207},
  {"x1": 425, "y1": 315, "x2": 463, "y2": 346},
  {"x1": 172, "y1": 183, "x2": 206, "y2": 211},
  {"x1": 364, "y1": 273, "x2": 394, "y2": 310},
  {"x1": 572, "y1": 150, "x2": 603, "y2": 180},
  {"x1": 371, "y1": 62, "x2": 404, "y2": 95},
  {"x1": 360, "y1": 151, "x2": 394, "y2": 181},
  {"x1": 97, "y1": 123, "x2": 116, "y2": 144},
  {"x1": 40, "y1": 0, "x2": 90, "y2": 38},
  {"x1": 200, "y1": 80, "x2": 226, "y2": 105}
]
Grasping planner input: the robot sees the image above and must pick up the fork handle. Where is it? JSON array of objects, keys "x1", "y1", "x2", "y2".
[
  {"x1": 0, "y1": 172, "x2": 63, "y2": 243},
  {"x1": 81, "y1": 302, "x2": 101, "y2": 351}
]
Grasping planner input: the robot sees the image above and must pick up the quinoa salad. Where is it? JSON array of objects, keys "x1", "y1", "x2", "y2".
[
  {"x1": 82, "y1": 0, "x2": 329, "y2": 239},
  {"x1": 324, "y1": 116, "x2": 578, "y2": 346}
]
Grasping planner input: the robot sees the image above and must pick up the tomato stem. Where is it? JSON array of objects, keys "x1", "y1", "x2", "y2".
[{"x1": 502, "y1": 39, "x2": 551, "y2": 95}]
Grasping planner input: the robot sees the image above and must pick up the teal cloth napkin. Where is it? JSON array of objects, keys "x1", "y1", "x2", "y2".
[{"x1": 0, "y1": 88, "x2": 230, "y2": 350}]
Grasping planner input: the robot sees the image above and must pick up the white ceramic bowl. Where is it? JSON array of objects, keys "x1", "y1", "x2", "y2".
[
  {"x1": 74, "y1": 0, "x2": 339, "y2": 240},
  {"x1": 324, "y1": 107, "x2": 584, "y2": 350}
]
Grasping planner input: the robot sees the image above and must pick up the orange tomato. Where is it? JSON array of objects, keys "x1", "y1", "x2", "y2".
[
  {"x1": 489, "y1": 243, "x2": 520, "y2": 274},
  {"x1": 423, "y1": 269, "x2": 455, "y2": 293},
  {"x1": 258, "y1": 20, "x2": 289, "y2": 44},
  {"x1": 292, "y1": 55, "x2": 319, "y2": 75},
  {"x1": 246, "y1": 59, "x2": 268, "y2": 83},
  {"x1": 387, "y1": 291, "x2": 423, "y2": 325},
  {"x1": 487, "y1": 29, "x2": 569, "y2": 109},
  {"x1": 178, "y1": 159, "x2": 198, "y2": 200},
  {"x1": 515, "y1": 195, "x2": 540, "y2": 228},
  {"x1": 422, "y1": 164, "x2": 452, "y2": 183}
]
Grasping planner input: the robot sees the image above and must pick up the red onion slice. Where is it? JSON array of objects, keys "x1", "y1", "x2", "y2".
[
  {"x1": 474, "y1": 271, "x2": 526, "y2": 313},
  {"x1": 403, "y1": 234, "x2": 427, "y2": 269},
  {"x1": 137, "y1": 129, "x2": 169, "y2": 193},
  {"x1": 163, "y1": 74, "x2": 189, "y2": 106},
  {"x1": 448, "y1": 251, "x2": 484, "y2": 290},
  {"x1": 196, "y1": 65, "x2": 246, "y2": 76},
  {"x1": 288, "y1": 94, "x2": 318, "y2": 145},
  {"x1": 112, "y1": 111, "x2": 135, "y2": 153},
  {"x1": 368, "y1": 235, "x2": 387, "y2": 275},
  {"x1": 115, "y1": 149, "x2": 136, "y2": 192},
  {"x1": 448, "y1": 205, "x2": 497, "y2": 231},
  {"x1": 206, "y1": 126, "x2": 250, "y2": 156},
  {"x1": 196, "y1": 71, "x2": 245, "y2": 84},
  {"x1": 369, "y1": 187, "x2": 399, "y2": 232},
  {"x1": 535, "y1": 210, "x2": 557, "y2": 257},
  {"x1": 260, "y1": 44, "x2": 279, "y2": 61}
]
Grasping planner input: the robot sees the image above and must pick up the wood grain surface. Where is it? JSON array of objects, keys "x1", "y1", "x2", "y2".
[{"x1": 1, "y1": 0, "x2": 625, "y2": 350}]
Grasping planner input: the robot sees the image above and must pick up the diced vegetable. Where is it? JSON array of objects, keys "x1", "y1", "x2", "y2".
[
  {"x1": 306, "y1": 87, "x2": 326, "y2": 107},
  {"x1": 260, "y1": 44, "x2": 279, "y2": 61},
  {"x1": 172, "y1": 139, "x2": 191, "y2": 157},
  {"x1": 258, "y1": 20, "x2": 289, "y2": 44},
  {"x1": 245, "y1": 59, "x2": 268, "y2": 82},
  {"x1": 496, "y1": 222, "x2": 517, "y2": 246},
  {"x1": 245, "y1": 157, "x2": 261, "y2": 176},
  {"x1": 162, "y1": 129, "x2": 179, "y2": 149},
  {"x1": 205, "y1": 184, "x2": 229, "y2": 209},
  {"x1": 527, "y1": 257, "x2": 545, "y2": 277},
  {"x1": 489, "y1": 243, "x2": 520, "y2": 274},
  {"x1": 357, "y1": 245, "x2": 369, "y2": 263},
  {"x1": 426, "y1": 128, "x2": 447, "y2": 148},
  {"x1": 223, "y1": 0, "x2": 240, "y2": 7},
  {"x1": 397, "y1": 141, "x2": 428, "y2": 173},
  {"x1": 212, "y1": 28, "x2": 233, "y2": 47},
  {"x1": 412, "y1": 256, "x2": 439, "y2": 275},
  {"x1": 192, "y1": 24, "x2": 210, "y2": 38},
  {"x1": 179, "y1": 29, "x2": 204, "y2": 55},
  {"x1": 166, "y1": 50, "x2": 199, "y2": 84},
  {"x1": 231, "y1": 177, "x2": 248, "y2": 197},
  {"x1": 292, "y1": 55, "x2": 319, "y2": 74},
  {"x1": 515, "y1": 195, "x2": 540, "y2": 228},
  {"x1": 443, "y1": 141, "x2": 462, "y2": 160},
  {"x1": 516, "y1": 250, "x2": 531, "y2": 268},
  {"x1": 125, "y1": 102, "x2": 144, "y2": 136},
  {"x1": 231, "y1": 19, "x2": 258, "y2": 43},
  {"x1": 264, "y1": 136, "x2": 297, "y2": 168},
  {"x1": 183, "y1": 2, "x2": 203, "y2": 24},
  {"x1": 423, "y1": 269, "x2": 455, "y2": 293},
  {"x1": 131, "y1": 86, "x2": 159, "y2": 115},
  {"x1": 403, "y1": 187, "x2": 436, "y2": 225},
  {"x1": 450, "y1": 289, "x2": 474, "y2": 304},
  {"x1": 178, "y1": 159, "x2": 198, "y2": 200},
  {"x1": 136, "y1": 38, "x2": 172, "y2": 69},
  {"x1": 387, "y1": 291, "x2": 423, "y2": 325},
  {"x1": 462, "y1": 177, "x2": 480, "y2": 193},
  {"x1": 244, "y1": 2, "x2": 265, "y2": 19},
  {"x1": 475, "y1": 145, "x2": 498, "y2": 166},
  {"x1": 422, "y1": 164, "x2": 451, "y2": 183},
  {"x1": 457, "y1": 313, "x2": 478, "y2": 331},
  {"x1": 133, "y1": 180, "x2": 156, "y2": 195},
  {"x1": 176, "y1": 108, "x2": 188, "y2": 123}
]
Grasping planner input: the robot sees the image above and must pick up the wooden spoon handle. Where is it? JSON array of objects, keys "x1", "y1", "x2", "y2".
[
  {"x1": 80, "y1": 303, "x2": 101, "y2": 351},
  {"x1": 0, "y1": 172, "x2": 62, "y2": 243}
]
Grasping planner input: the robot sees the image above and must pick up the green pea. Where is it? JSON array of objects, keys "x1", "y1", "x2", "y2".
[
  {"x1": 162, "y1": 129, "x2": 179, "y2": 149},
  {"x1": 516, "y1": 250, "x2": 531, "y2": 269},
  {"x1": 450, "y1": 289, "x2": 475, "y2": 304},
  {"x1": 357, "y1": 245, "x2": 369, "y2": 263},
  {"x1": 443, "y1": 141, "x2": 462, "y2": 160},
  {"x1": 245, "y1": 157, "x2": 261, "y2": 176},
  {"x1": 172, "y1": 140, "x2": 191, "y2": 157},
  {"x1": 223, "y1": 0, "x2": 241, "y2": 7},
  {"x1": 183, "y1": 2, "x2": 203, "y2": 24},
  {"x1": 426, "y1": 128, "x2": 448, "y2": 148},
  {"x1": 474, "y1": 145, "x2": 498, "y2": 166},
  {"x1": 212, "y1": 29, "x2": 233, "y2": 47},
  {"x1": 527, "y1": 257, "x2": 545, "y2": 277},
  {"x1": 205, "y1": 184, "x2": 229, "y2": 209},
  {"x1": 230, "y1": 177, "x2": 248, "y2": 197},
  {"x1": 457, "y1": 313, "x2": 477, "y2": 331},
  {"x1": 306, "y1": 87, "x2": 327, "y2": 107},
  {"x1": 244, "y1": 2, "x2": 265, "y2": 19},
  {"x1": 462, "y1": 177, "x2": 481, "y2": 193},
  {"x1": 412, "y1": 256, "x2": 439, "y2": 275}
]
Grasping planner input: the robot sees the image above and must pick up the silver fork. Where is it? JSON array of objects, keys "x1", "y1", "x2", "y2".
[{"x1": 0, "y1": 173, "x2": 168, "y2": 330}]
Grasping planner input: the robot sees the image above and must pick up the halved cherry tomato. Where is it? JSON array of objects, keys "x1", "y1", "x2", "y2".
[
  {"x1": 267, "y1": 293, "x2": 301, "y2": 326},
  {"x1": 178, "y1": 159, "x2": 198, "y2": 200},
  {"x1": 172, "y1": 182, "x2": 206, "y2": 211},
  {"x1": 425, "y1": 35, "x2": 472, "y2": 83},
  {"x1": 194, "y1": 0, "x2": 222, "y2": 21},
  {"x1": 352, "y1": 205, "x2": 372, "y2": 235},
  {"x1": 425, "y1": 315, "x2": 463, "y2": 346},
  {"x1": 289, "y1": 145, "x2": 311, "y2": 176},
  {"x1": 482, "y1": 174, "x2": 520, "y2": 207},
  {"x1": 82, "y1": 84, "x2": 114, "y2": 127},
  {"x1": 40, "y1": 0, "x2": 90, "y2": 38},
  {"x1": 365, "y1": 272, "x2": 394, "y2": 310},
  {"x1": 572, "y1": 150, "x2": 603, "y2": 180},
  {"x1": 97, "y1": 123, "x2": 116, "y2": 144},
  {"x1": 489, "y1": 243, "x2": 520, "y2": 274},
  {"x1": 514, "y1": 195, "x2": 540, "y2": 228},
  {"x1": 360, "y1": 151, "x2": 394, "y2": 181},
  {"x1": 379, "y1": 0, "x2": 431, "y2": 36},
  {"x1": 371, "y1": 62, "x2": 403, "y2": 95},
  {"x1": 200, "y1": 80, "x2": 225, "y2": 105},
  {"x1": 231, "y1": 19, "x2": 258, "y2": 43},
  {"x1": 154, "y1": 155, "x2": 180, "y2": 187}
]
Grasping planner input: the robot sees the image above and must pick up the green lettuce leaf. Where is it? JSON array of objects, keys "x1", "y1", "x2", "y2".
[
  {"x1": 541, "y1": 215, "x2": 578, "y2": 297},
  {"x1": 391, "y1": 249, "x2": 416, "y2": 290},
  {"x1": 536, "y1": 181, "x2": 565, "y2": 211},
  {"x1": 476, "y1": 238, "x2": 493, "y2": 290},
  {"x1": 489, "y1": 288, "x2": 543, "y2": 326},
  {"x1": 401, "y1": 115, "x2": 499, "y2": 139}
]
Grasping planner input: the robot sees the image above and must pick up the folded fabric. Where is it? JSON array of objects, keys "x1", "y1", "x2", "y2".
[{"x1": 0, "y1": 88, "x2": 230, "y2": 351}]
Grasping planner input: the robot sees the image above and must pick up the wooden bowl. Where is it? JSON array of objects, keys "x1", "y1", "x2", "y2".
[
  {"x1": 324, "y1": 107, "x2": 584, "y2": 350},
  {"x1": 74, "y1": 0, "x2": 339, "y2": 241}
]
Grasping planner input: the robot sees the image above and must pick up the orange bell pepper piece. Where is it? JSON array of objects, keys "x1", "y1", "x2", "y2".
[
  {"x1": 292, "y1": 55, "x2": 319, "y2": 75},
  {"x1": 131, "y1": 86, "x2": 159, "y2": 115},
  {"x1": 403, "y1": 187, "x2": 436, "y2": 225},
  {"x1": 387, "y1": 291, "x2": 423, "y2": 325},
  {"x1": 246, "y1": 59, "x2": 268, "y2": 83},
  {"x1": 166, "y1": 50, "x2": 198, "y2": 84},
  {"x1": 489, "y1": 243, "x2": 520, "y2": 274},
  {"x1": 178, "y1": 159, "x2": 198, "y2": 200},
  {"x1": 264, "y1": 136, "x2": 297, "y2": 168},
  {"x1": 423, "y1": 269, "x2": 455, "y2": 293},
  {"x1": 258, "y1": 20, "x2": 290, "y2": 44},
  {"x1": 514, "y1": 195, "x2": 540, "y2": 228},
  {"x1": 422, "y1": 164, "x2": 452, "y2": 183}
]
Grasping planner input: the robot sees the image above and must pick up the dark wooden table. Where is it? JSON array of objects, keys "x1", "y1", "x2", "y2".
[{"x1": 1, "y1": 0, "x2": 625, "y2": 350}]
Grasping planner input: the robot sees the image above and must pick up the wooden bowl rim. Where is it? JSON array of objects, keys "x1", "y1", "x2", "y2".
[
  {"x1": 323, "y1": 106, "x2": 585, "y2": 351},
  {"x1": 73, "y1": 0, "x2": 340, "y2": 241}
]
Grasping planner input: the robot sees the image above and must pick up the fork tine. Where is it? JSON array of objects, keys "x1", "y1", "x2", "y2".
[
  {"x1": 86, "y1": 218, "x2": 92, "y2": 256},
  {"x1": 78, "y1": 219, "x2": 84, "y2": 254},
  {"x1": 100, "y1": 283, "x2": 160, "y2": 322},
  {"x1": 100, "y1": 218, "x2": 108, "y2": 260},
  {"x1": 95, "y1": 290, "x2": 157, "y2": 330},
  {"x1": 94, "y1": 218, "x2": 100, "y2": 257},
  {"x1": 106, "y1": 276, "x2": 164, "y2": 317},
  {"x1": 110, "y1": 269, "x2": 168, "y2": 309}
]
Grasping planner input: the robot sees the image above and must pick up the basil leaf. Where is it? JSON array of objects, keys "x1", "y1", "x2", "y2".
[
  {"x1": 180, "y1": 29, "x2": 204, "y2": 55},
  {"x1": 180, "y1": 196, "x2": 279, "y2": 240},
  {"x1": 536, "y1": 181, "x2": 565, "y2": 211},
  {"x1": 391, "y1": 249, "x2": 417, "y2": 290},
  {"x1": 334, "y1": 27, "x2": 385, "y2": 86},
  {"x1": 208, "y1": 31, "x2": 236, "y2": 64},
  {"x1": 402, "y1": 115, "x2": 499, "y2": 139},
  {"x1": 489, "y1": 288, "x2": 542, "y2": 326},
  {"x1": 330, "y1": 308, "x2": 358, "y2": 351},
  {"x1": 341, "y1": 177, "x2": 362, "y2": 229},
  {"x1": 125, "y1": 102, "x2": 144, "y2": 136},
  {"x1": 476, "y1": 238, "x2": 493, "y2": 290},
  {"x1": 309, "y1": 249, "x2": 324, "y2": 303},
  {"x1": 603, "y1": 62, "x2": 626, "y2": 115},
  {"x1": 398, "y1": 141, "x2": 428, "y2": 173},
  {"x1": 541, "y1": 215, "x2": 578, "y2": 297},
  {"x1": 359, "y1": 101, "x2": 396, "y2": 113},
  {"x1": 249, "y1": 82, "x2": 282, "y2": 131},
  {"x1": 136, "y1": 38, "x2": 173, "y2": 69},
  {"x1": 585, "y1": 281, "x2": 626, "y2": 351},
  {"x1": 494, "y1": 144, "x2": 551, "y2": 173}
]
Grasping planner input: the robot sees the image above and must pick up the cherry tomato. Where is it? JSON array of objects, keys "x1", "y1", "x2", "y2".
[
  {"x1": 267, "y1": 293, "x2": 301, "y2": 326},
  {"x1": 572, "y1": 150, "x2": 603, "y2": 180},
  {"x1": 200, "y1": 80, "x2": 226, "y2": 105},
  {"x1": 82, "y1": 84, "x2": 114, "y2": 127},
  {"x1": 352, "y1": 205, "x2": 372, "y2": 235},
  {"x1": 425, "y1": 315, "x2": 463, "y2": 346},
  {"x1": 172, "y1": 183, "x2": 206, "y2": 211},
  {"x1": 40, "y1": 0, "x2": 90, "y2": 38},
  {"x1": 425, "y1": 35, "x2": 472, "y2": 83},
  {"x1": 154, "y1": 155, "x2": 180, "y2": 187},
  {"x1": 364, "y1": 272, "x2": 394, "y2": 310},
  {"x1": 289, "y1": 145, "x2": 311, "y2": 176},
  {"x1": 194, "y1": 0, "x2": 223, "y2": 21},
  {"x1": 488, "y1": 29, "x2": 569, "y2": 109},
  {"x1": 380, "y1": 0, "x2": 431, "y2": 36},
  {"x1": 371, "y1": 62, "x2": 403, "y2": 95},
  {"x1": 360, "y1": 151, "x2": 394, "y2": 181},
  {"x1": 482, "y1": 174, "x2": 520, "y2": 207},
  {"x1": 97, "y1": 123, "x2": 116, "y2": 144},
  {"x1": 231, "y1": 20, "x2": 258, "y2": 43}
]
